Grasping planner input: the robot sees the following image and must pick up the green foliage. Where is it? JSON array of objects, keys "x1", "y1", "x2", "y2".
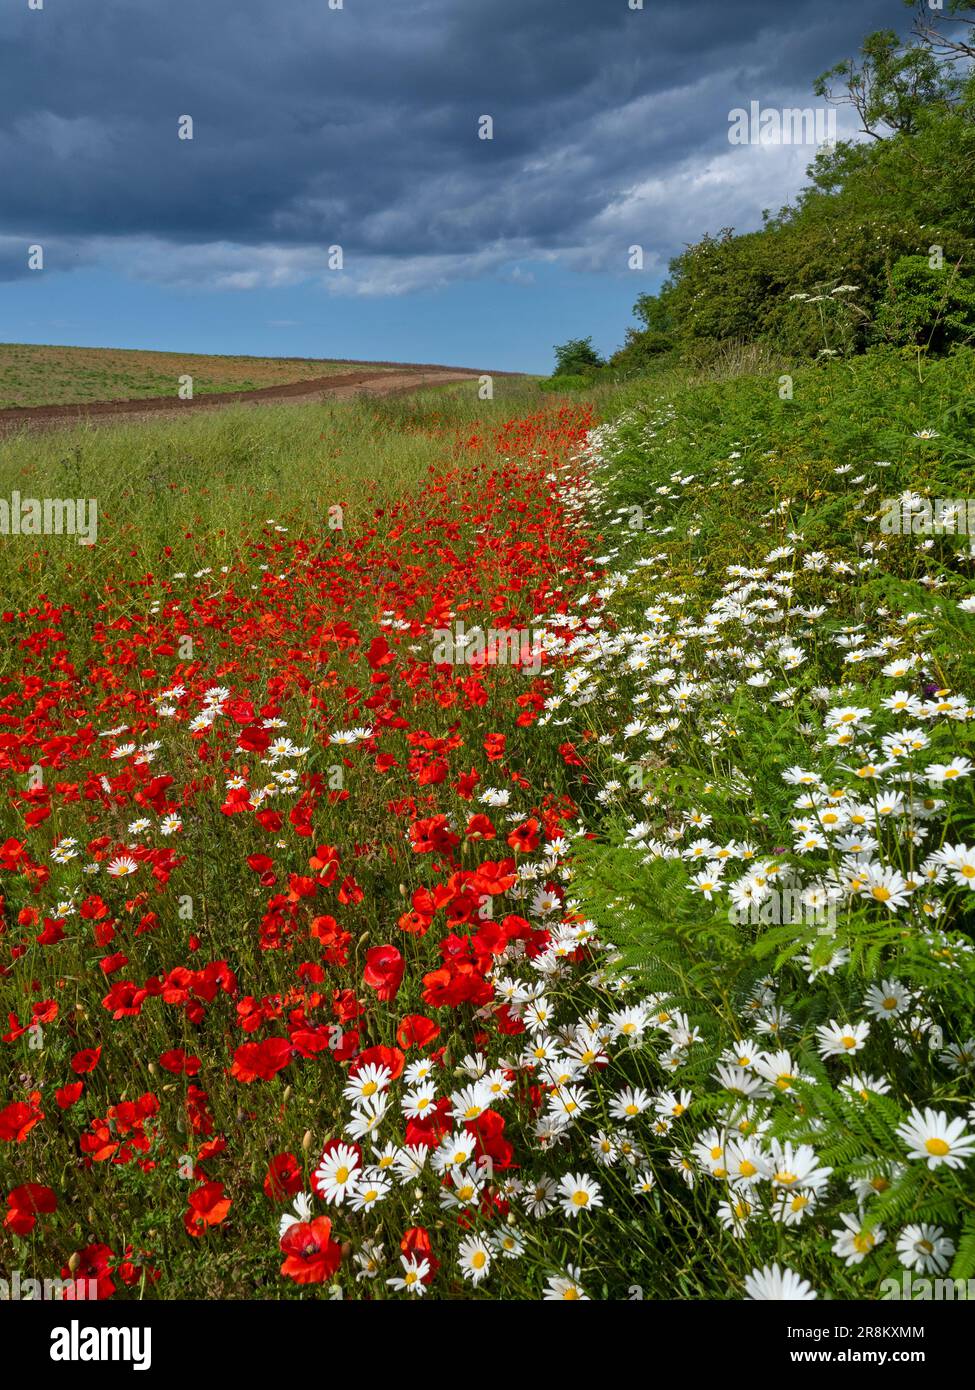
[
  {"x1": 631, "y1": 22, "x2": 975, "y2": 365},
  {"x1": 873, "y1": 255, "x2": 975, "y2": 350},
  {"x1": 550, "y1": 344, "x2": 975, "y2": 1298},
  {"x1": 538, "y1": 373, "x2": 591, "y2": 392},
  {"x1": 552, "y1": 336, "x2": 606, "y2": 377}
]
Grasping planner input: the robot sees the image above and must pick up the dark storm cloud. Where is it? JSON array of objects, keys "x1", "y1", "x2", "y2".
[{"x1": 0, "y1": 0, "x2": 902, "y2": 289}]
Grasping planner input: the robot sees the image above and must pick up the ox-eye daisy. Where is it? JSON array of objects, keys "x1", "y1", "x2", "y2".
[
  {"x1": 743, "y1": 1264, "x2": 817, "y2": 1300},
  {"x1": 557, "y1": 1172, "x2": 603, "y2": 1218},
  {"x1": 896, "y1": 1108, "x2": 975, "y2": 1169}
]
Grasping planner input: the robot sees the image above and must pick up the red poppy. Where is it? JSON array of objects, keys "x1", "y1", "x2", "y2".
[
  {"x1": 362, "y1": 945, "x2": 404, "y2": 1002},
  {"x1": 5, "y1": 1183, "x2": 57, "y2": 1235},
  {"x1": 352, "y1": 1044, "x2": 405, "y2": 1080},
  {"x1": 280, "y1": 1215, "x2": 342, "y2": 1284},
  {"x1": 71, "y1": 1047, "x2": 102, "y2": 1075},
  {"x1": 400, "y1": 1225, "x2": 439, "y2": 1283},
  {"x1": 264, "y1": 1152, "x2": 304, "y2": 1202},
  {"x1": 230, "y1": 1037, "x2": 293, "y2": 1083},
  {"x1": 184, "y1": 1181, "x2": 232, "y2": 1237},
  {"x1": 0, "y1": 1099, "x2": 44, "y2": 1142},
  {"x1": 396, "y1": 1014, "x2": 441, "y2": 1050},
  {"x1": 60, "y1": 1243, "x2": 116, "y2": 1300}
]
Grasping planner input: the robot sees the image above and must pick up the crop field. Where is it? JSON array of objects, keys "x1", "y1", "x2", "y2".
[{"x1": 0, "y1": 343, "x2": 400, "y2": 410}]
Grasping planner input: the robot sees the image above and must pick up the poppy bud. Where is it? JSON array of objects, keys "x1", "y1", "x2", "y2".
[
  {"x1": 68, "y1": 1252, "x2": 81, "y2": 1274},
  {"x1": 398, "y1": 883, "x2": 407, "y2": 897},
  {"x1": 283, "y1": 1085, "x2": 292, "y2": 1103},
  {"x1": 148, "y1": 1062, "x2": 158, "y2": 1076},
  {"x1": 302, "y1": 1129, "x2": 313, "y2": 1152}
]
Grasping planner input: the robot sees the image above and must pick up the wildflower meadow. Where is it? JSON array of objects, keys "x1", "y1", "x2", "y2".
[
  {"x1": 3, "y1": 2, "x2": 975, "y2": 1368},
  {"x1": 1, "y1": 347, "x2": 973, "y2": 1319}
]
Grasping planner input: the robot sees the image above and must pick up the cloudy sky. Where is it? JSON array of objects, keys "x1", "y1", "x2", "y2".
[{"x1": 2, "y1": 0, "x2": 904, "y2": 371}]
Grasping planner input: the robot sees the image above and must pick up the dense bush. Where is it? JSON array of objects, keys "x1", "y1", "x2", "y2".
[{"x1": 873, "y1": 255, "x2": 975, "y2": 351}]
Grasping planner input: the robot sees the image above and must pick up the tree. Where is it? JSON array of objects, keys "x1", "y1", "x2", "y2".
[
  {"x1": 633, "y1": 292, "x2": 674, "y2": 334},
  {"x1": 552, "y1": 337, "x2": 605, "y2": 377},
  {"x1": 813, "y1": 28, "x2": 953, "y2": 139}
]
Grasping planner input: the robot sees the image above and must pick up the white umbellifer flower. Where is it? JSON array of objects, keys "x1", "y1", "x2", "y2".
[{"x1": 743, "y1": 1263, "x2": 817, "y2": 1300}]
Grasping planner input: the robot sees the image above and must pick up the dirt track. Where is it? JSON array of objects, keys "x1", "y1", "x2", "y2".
[{"x1": 0, "y1": 362, "x2": 512, "y2": 435}]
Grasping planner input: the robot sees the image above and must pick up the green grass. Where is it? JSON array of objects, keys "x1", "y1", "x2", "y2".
[{"x1": 0, "y1": 378, "x2": 553, "y2": 620}]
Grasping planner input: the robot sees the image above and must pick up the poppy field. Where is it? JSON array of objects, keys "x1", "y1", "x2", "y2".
[{"x1": 2, "y1": 358, "x2": 975, "y2": 1303}]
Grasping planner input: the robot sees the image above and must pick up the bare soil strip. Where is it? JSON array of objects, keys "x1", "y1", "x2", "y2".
[{"x1": 0, "y1": 363, "x2": 515, "y2": 434}]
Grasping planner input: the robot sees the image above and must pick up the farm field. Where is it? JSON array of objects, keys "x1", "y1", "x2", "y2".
[
  {"x1": 0, "y1": 343, "x2": 404, "y2": 410},
  {"x1": 1, "y1": 355, "x2": 974, "y2": 1303}
]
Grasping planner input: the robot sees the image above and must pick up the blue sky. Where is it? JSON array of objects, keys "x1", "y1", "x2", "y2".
[{"x1": 1, "y1": 0, "x2": 902, "y2": 374}]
